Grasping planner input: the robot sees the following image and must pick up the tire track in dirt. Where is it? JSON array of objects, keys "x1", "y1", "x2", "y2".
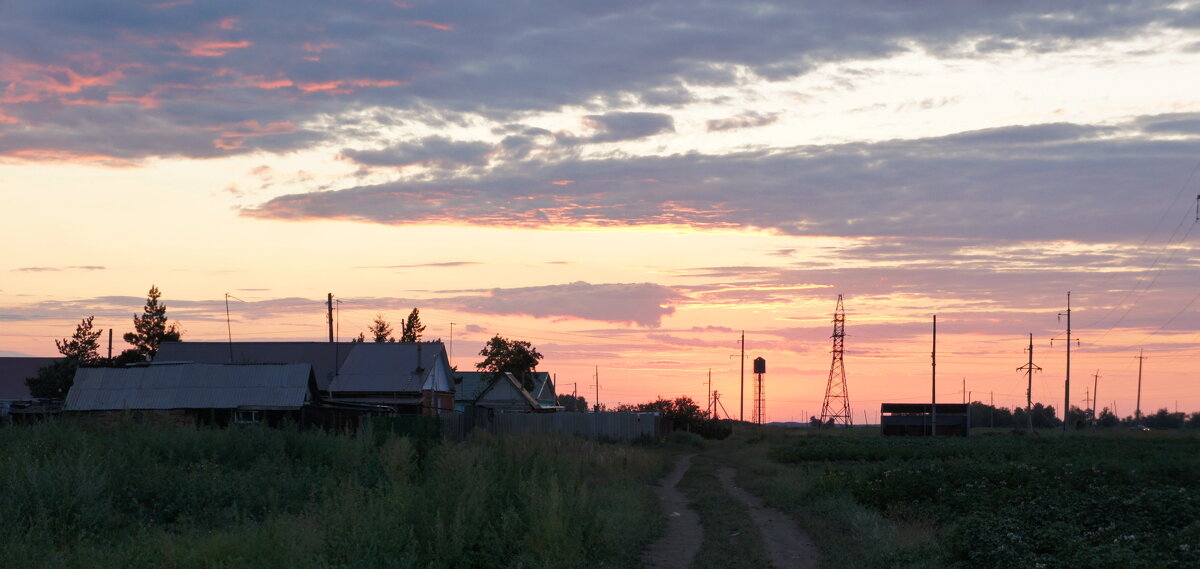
[
  {"x1": 716, "y1": 466, "x2": 821, "y2": 569},
  {"x1": 642, "y1": 454, "x2": 702, "y2": 569}
]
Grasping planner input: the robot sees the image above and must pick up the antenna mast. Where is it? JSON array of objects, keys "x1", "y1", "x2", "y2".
[
  {"x1": 820, "y1": 295, "x2": 853, "y2": 427},
  {"x1": 224, "y1": 293, "x2": 244, "y2": 363}
]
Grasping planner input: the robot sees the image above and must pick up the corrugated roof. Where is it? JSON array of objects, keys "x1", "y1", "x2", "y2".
[
  {"x1": 156, "y1": 342, "x2": 357, "y2": 391},
  {"x1": 327, "y1": 342, "x2": 451, "y2": 393},
  {"x1": 0, "y1": 357, "x2": 55, "y2": 399},
  {"x1": 64, "y1": 363, "x2": 316, "y2": 411}
]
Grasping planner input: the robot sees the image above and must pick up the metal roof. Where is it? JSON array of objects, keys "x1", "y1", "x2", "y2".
[
  {"x1": 327, "y1": 342, "x2": 452, "y2": 393},
  {"x1": 156, "y1": 342, "x2": 358, "y2": 391},
  {"x1": 65, "y1": 363, "x2": 316, "y2": 411},
  {"x1": 453, "y1": 372, "x2": 493, "y2": 402},
  {"x1": 473, "y1": 372, "x2": 542, "y2": 411},
  {"x1": 0, "y1": 357, "x2": 56, "y2": 399}
]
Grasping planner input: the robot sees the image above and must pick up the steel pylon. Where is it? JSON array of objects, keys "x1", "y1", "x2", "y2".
[{"x1": 820, "y1": 295, "x2": 853, "y2": 427}]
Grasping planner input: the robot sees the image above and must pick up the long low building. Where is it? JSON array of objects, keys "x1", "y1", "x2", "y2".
[{"x1": 65, "y1": 362, "x2": 361, "y2": 427}]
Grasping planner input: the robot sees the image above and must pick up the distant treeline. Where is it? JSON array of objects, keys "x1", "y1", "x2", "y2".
[{"x1": 964, "y1": 402, "x2": 1200, "y2": 430}]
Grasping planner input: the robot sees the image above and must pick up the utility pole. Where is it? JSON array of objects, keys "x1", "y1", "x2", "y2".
[
  {"x1": 739, "y1": 331, "x2": 745, "y2": 422},
  {"x1": 107, "y1": 329, "x2": 113, "y2": 360},
  {"x1": 594, "y1": 366, "x2": 601, "y2": 413},
  {"x1": 449, "y1": 322, "x2": 455, "y2": 367},
  {"x1": 1053, "y1": 292, "x2": 1079, "y2": 431},
  {"x1": 1091, "y1": 370, "x2": 1100, "y2": 424},
  {"x1": 990, "y1": 391, "x2": 994, "y2": 428},
  {"x1": 931, "y1": 314, "x2": 937, "y2": 436},
  {"x1": 1135, "y1": 349, "x2": 1147, "y2": 423},
  {"x1": 326, "y1": 293, "x2": 334, "y2": 342},
  {"x1": 1017, "y1": 333, "x2": 1041, "y2": 432},
  {"x1": 707, "y1": 369, "x2": 713, "y2": 416}
]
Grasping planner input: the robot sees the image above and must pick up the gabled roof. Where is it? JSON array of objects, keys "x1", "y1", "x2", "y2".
[
  {"x1": 65, "y1": 363, "x2": 317, "y2": 411},
  {"x1": 473, "y1": 372, "x2": 542, "y2": 411},
  {"x1": 327, "y1": 342, "x2": 452, "y2": 393},
  {"x1": 453, "y1": 372, "x2": 493, "y2": 403},
  {"x1": 157, "y1": 342, "x2": 358, "y2": 391},
  {"x1": 529, "y1": 372, "x2": 557, "y2": 406},
  {"x1": 0, "y1": 357, "x2": 55, "y2": 399}
]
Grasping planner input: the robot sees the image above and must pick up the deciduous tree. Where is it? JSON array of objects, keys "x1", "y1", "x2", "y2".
[{"x1": 476, "y1": 335, "x2": 543, "y2": 390}]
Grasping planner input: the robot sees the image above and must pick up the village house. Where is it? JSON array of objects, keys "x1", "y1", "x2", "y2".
[
  {"x1": 454, "y1": 370, "x2": 560, "y2": 412},
  {"x1": 64, "y1": 362, "x2": 331, "y2": 427},
  {"x1": 157, "y1": 341, "x2": 454, "y2": 416}
]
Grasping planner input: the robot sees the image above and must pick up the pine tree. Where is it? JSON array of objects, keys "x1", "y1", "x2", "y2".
[
  {"x1": 55, "y1": 315, "x2": 102, "y2": 364},
  {"x1": 123, "y1": 285, "x2": 181, "y2": 361},
  {"x1": 368, "y1": 314, "x2": 395, "y2": 343},
  {"x1": 400, "y1": 308, "x2": 426, "y2": 342}
]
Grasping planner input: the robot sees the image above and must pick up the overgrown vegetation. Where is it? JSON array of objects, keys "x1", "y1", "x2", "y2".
[
  {"x1": 0, "y1": 420, "x2": 664, "y2": 568},
  {"x1": 719, "y1": 426, "x2": 1200, "y2": 568},
  {"x1": 676, "y1": 454, "x2": 771, "y2": 569}
]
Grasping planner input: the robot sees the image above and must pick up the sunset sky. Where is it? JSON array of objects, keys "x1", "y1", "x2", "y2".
[{"x1": 3, "y1": 1, "x2": 1200, "y2": 422}]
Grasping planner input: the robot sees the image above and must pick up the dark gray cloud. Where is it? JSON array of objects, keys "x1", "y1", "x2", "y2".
[
  {"x1": 4, "y1": 1, "x2": 1195, "y2": 160},
  {"x1": 445, "y1": 282, "x2": 680, "y2": 327},
  {"x1": 574, "y1": 112, "x2": 675, "y2": 144},
  {"x1": 1, "y1": 282, "x2": 682, "y2": 328},
  {"x1": 706, "y1": 111, "x2": 780, "y2": 132},
  {"x1": 341, "y1": 136, "x2": 494, "y2": 169},
  {"x1": 244, "y1": 114, "x2": 1200, "y2": 242}
]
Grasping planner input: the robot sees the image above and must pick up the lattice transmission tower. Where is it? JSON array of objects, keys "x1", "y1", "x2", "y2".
[{"x1": 820, "y1": 294, "x2": 853, "y2": 427}]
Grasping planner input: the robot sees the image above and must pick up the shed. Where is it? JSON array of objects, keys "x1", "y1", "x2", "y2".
[
  {"x1": 880, "y1": 403, "x2": 970, "y2": 436},
  {"x1": 65, "y1": 363, "x2": 320, "y2": 427}
]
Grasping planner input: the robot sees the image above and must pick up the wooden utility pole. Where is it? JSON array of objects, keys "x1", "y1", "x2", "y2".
[
  {"x1": 1053, "y1": 292, "x2": 1079, "y2": 431},
  {"x1": 1092, "y1": 370, "x2": 1100, "y2": 423},
  {"x1": 707, "y1": 369, "x2": 714, "y2": 416},
  {"x1": 1017, "y1": 333, "x2": 1041, "y2": 432},
  {"x1": 594, "y1": 366, "x2": 600, "y2": 413},
  {"x1": 326, "y1": 293, "x2": 334, "y2": 342},
  {"x1": 107, "y1": 328, "x2": 113, "y2": 360},
  {"x1": 1135, "y1": 349, "x2": 1147, "y2": 423},
  {"x1": 931, "y1": 315, "x2": 937, "y2": 436},
  {"x1": 739, "y1": 331, "x2": 745, "y2": 423}
]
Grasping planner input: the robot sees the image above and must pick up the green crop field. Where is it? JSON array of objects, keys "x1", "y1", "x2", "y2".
[
  {"x1": 717, "y1": 426, "x2": 1200, "y2": 568},
  {"x1": 0, "y1": 419, "x2": 665, "y2": 569}
]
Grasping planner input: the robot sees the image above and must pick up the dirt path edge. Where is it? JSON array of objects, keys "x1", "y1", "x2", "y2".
[
  {"x1": 716, "y1": 466, "x2": 821, "y2": 569},
  {"x1": 641, "y1": 454, "x2": 702, "y2": 569}
]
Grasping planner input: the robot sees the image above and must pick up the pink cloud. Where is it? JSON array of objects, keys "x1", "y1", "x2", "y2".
[
  {"x1": 407, "y1": 20, "x2": 454, "y2": 31},
  {"x1": 178, "y1": 39, "x2": 253, "y2": 57},
  {"x1": 0, "y1": 63, "x2": 126, "y2": 104}
]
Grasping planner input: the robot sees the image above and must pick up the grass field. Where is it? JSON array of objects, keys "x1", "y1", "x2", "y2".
[
  {"x1": 713, "y1": 426, "x2": 1200, "y2": 568},
  {"x1": 5, "y1": 419, "x2": 1197, "y2": 568},
  {"x1": 0, "y1": 419, "x2": 665, "y2": 569}
]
